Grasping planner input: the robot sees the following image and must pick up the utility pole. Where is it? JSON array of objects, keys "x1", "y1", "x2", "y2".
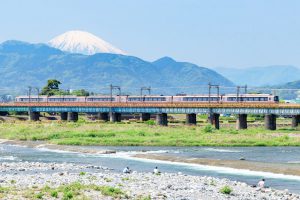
[
  {"x1": 35, "y1": 88, "x2": 40, "y2": 102},
  {"x1": 236, "y1": 86, "x2": 240, "y2": 102},
  {"x1": 236, "y1": 85, "x2": 247, "y2": 102},
  {"x1": 28, "y1": 86, "x2": 32, "y2": 103},
  {"x1": 208, "y1": 83, "x2": 211, "y2": 103},
  {"x1": 208, "y1": 83, "x2": 220, "y2": 103},
  {"x1": 109, "y1": 84, "x2": 121, "y2": 119},
  {"x1": 140, "y1": 87, "x2": 151, "y2": 102}
]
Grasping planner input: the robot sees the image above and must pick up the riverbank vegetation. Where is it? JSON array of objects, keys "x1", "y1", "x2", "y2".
[
  {"x1": 0, "y1": 119, "x2": 299, "y2": 146},
  {"x1": 0, "y1": 182, "x2": 126, "y2": 199}
]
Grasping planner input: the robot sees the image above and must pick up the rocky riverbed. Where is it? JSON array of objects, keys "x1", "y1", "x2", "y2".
[{"x1": 0, "y1": 162, "x2": 299, "y2": 200}]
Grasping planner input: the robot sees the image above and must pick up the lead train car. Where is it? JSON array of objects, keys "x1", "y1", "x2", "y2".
[{"x1": 15, "y1": 94, "x2": 279, "y2": 103}]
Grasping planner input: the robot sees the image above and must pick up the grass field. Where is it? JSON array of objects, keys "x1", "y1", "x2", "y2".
[{"x1": 0, "y1": 119, "x2": 299, "y2": 146}]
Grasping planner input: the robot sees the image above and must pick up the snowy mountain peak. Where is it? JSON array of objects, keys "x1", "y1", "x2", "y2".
[{"x1": 48, "y1": 30, "x2": 126, "y2": 55}]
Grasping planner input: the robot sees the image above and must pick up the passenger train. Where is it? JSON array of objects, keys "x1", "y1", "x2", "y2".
[{"x1": 15, "y1": 94, "x2": 279, "y2": 103}]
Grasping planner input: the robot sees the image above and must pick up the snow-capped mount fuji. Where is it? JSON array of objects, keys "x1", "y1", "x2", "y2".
[{"x1": 48, "y1": 30, "x2": 126, "y2": 55}]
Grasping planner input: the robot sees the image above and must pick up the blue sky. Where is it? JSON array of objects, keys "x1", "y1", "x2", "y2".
[{"x1": 0, "y1": 0, "x2": 300, "y2": 68}]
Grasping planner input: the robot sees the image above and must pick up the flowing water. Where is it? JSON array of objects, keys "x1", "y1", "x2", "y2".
[{"x1": 0, "y1": 144, "x2": 299, "y2": 193}]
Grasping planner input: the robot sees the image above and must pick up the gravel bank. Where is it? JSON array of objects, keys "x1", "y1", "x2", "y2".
[{"x1": 0, "y1": 162, "x2": 299, "y2": 200}]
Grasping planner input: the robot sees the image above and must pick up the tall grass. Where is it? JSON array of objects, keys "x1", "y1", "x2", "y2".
[{"x1": 0, "y1": 121, "x2": 299, "y2": 146}]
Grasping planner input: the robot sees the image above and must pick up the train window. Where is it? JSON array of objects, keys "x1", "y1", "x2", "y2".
[
  {"x1": 88, "y1": 98, "x2": 115, "y2": 101},
  {"x1": 128, "y1": 97, "x2": 166, "y2": 101},
  {"x1": 49, "y1": 98, "x2": 63, "y2": 102},
  {"x1": 128, "y1": 98, "x2": 138, "y2": 101},
  {"x1": 64, "y1": 98, "x2": 76, "y2": 102},
  {"x1": 158, "y1": 97, "x2": 166, "y2": 101},
  {"x1": 183, "y1": 97, "x2": 206, "y2": 101}
]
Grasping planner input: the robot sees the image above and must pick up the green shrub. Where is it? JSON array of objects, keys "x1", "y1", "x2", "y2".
[
  {"x1": 220, "y1": 186, "x2": 232, "y2": 194},
  {"x1": 0, "y1": 186, "x2": 9, "y2": 193},
  {"x1": 62, "y1": 191, "x2": 73, "y2": 200},
  {"x1": 203, "y1": 125, "x2": 213, "y2": 133},
  {"x1": 145, "y1": 120, "x2": 155, "y2": 125},
  {"x1": 35, "y1": 192, "x2": 44, "y2": 199},
  {"x1": 138, "y1": 131, "x2": 146, "y2": 136},
  {"x1": 51, "y1": 191, "x2": 58, "y2": 198},
  {"x1": 31, "y1": 136, "x2": 38, "y2": 141},
  {"x1": 98, "y1": 186, "x2": 123, "y2": 198},
  {"x1": 79, "y1": 172, "x2": 86, "y2": 176}
]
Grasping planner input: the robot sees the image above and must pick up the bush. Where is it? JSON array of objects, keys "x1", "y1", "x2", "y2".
[
  {"x1": 63, "y1": 191, "x2": 73, "y2": 200},
  {"x1": 35, "y1": 192, "x2": 44, "y2": 199},
  {"x1": 99, "y1": 186, "x2": 123, "y2": 198},
  {"x1": 203, "y1": 125, "x2": 213, "y2": 133},
  {"x1": 220, "y1": 186, "x2": 232, "y2": 194},
  {"x1": 51, "y1": 191, "x2": 58, "y2": 198},
  {"x1": 79, "y1": 172, "x2": 86, "y2": 176},
  {"x1": 145, "y1": 120, "x2": 155, "y2": 125},
  {"x1": 138, "y1": 131, "x2": 146, "y2": 136}
]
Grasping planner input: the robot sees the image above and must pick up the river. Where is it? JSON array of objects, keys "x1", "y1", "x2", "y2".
[{"x1": 0, "y1": 144, "x2": 299, "y2": 194}]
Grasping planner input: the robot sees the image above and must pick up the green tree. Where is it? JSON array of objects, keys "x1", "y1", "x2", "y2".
[
  {"x1": 40, "y1": 79, "x2": 62, "y2": 96},
  {"x1": 71, "y1": 89, "x2": 90, "y2": 96}
]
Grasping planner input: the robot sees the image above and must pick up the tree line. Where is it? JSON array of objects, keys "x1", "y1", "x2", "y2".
[{"x1": 40, "y1": 79, "x2": 91, "y2": 96}]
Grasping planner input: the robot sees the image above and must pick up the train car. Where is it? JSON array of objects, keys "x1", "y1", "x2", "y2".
[
  {"x1": 223, "y1": 94, "x2": 279, "y2": 103},
  {"x1": 86, "y1": 96, "x2": 116, "y2": 102},
  {"x1": 15, "y1": 95, "x2": 46, "y2": 102},
  {"x1": 126, "y1": 95, "x2": 170, "y2": 102},
  {"x1": 15, "y1": 94, "x2": 279, "y2": 103},
  {"x1": 15, "y1": 95, "x2": 81, "y2": 102},
  {"x1": 173, "y1": 95, "x2": 222, "y2": 102}
]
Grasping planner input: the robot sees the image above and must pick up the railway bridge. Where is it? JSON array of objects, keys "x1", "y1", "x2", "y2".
[{"x1": 1, "y1": 102, "x2": 300, "y2": 130}]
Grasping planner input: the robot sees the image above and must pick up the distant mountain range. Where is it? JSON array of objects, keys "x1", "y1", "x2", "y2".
[
  {"x1": 278, "y1": 80, "x2": 300, "y2": 89},
  {"x1": 270, "y1": 80, "x2": 300, "y2": 100},
  {"x1": 214, "y1": 66, "x2": 300, "y2": 87},
  {"x1": 0, "y1": 40, "x2": 234, "y2": 95}
]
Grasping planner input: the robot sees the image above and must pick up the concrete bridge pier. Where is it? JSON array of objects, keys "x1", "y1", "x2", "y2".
[
  {"x1": 110, "y1": 112, "x2": 121, "y2": 122},
  {"x1": 236, "y1": 114, "x2": 247, "y2": 130},
  {"x1": 0, "y1": 111, "x2": 8, "y2": 116},
  {"x1": 209, "y1": 113, "x2": 220, "y2": 129},
  {"x1": 140, "y1": 113, "x2": 151, "y2": 121},
  {"x1": 291, "y1": 115, "x2": 300, "y2": 127},
  {"x1": 29, "y1": 111, "x2": 40, "y2": 121},
  {"x1": 60, "y1": 112, "x2": 68, "y2": 121},
  {"x1": 186, "y1": 113, "x2": 197, "y2": 125},
  {"x1": 98, "y1": 112, "x2": 109, "y2": 121},
  {"x1": 265, "y1": 114, "x2": 276, "y2": 130},
  {"x1": 156, "y1": 113, "x2": 168, "y2": 126},
  {"x1": 68, "y1": 112, "x2": 78, "y2": 122}
]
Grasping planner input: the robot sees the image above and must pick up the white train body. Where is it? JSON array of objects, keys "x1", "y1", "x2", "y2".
[{"x1": 15, "y1": 94, "x2": 279, "y2": 103}]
